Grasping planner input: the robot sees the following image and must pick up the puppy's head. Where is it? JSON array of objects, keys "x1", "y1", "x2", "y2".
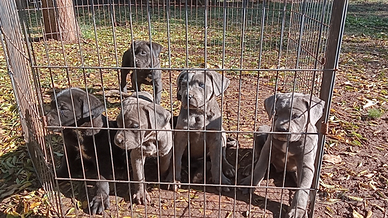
[
  {"x1": 176, "y1": 70, "x2": 230, "y2": 109},
  {"x1": 264, "y1": 93, "x2": 325, "y2": 142},
  {"x1": 114, "y1": 97, "x2": 171, "y2": 150},
  {"x1": 122, "y1": 40, "x2": 163, "y2": 68},
  {"x1": 46, "y1": 88, "x2": 104, "y2": 127}
]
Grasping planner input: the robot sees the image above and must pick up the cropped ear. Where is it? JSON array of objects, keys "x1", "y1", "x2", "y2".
[
  {"x1": 148, "y1": 42, "x2": 163, "y2": 57},
  {"x1": 302, "y1": 95, "x2": 325, "y2": 125},
  {"x1": 80, "y1": 92, "x2": 104, "y2": 119},
  {"x1": 145, "y1": 104, "x2": 171, "y2": 130},
  {"x1": 176, "y1": 70, "x2": 189, "y2": 101},
  {"x1": 209, "y1": 71, "x2": 230, "y2": 96},
  {"x1": 264, "y1": 94, "x2": 277, "y2": 120}
]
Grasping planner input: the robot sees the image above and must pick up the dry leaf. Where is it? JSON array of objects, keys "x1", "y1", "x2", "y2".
[
  {"x1": 352, "y1": 209, "x2": 364, "y2": 218},
  {"x1": 323, "y1": 154, "x2": 342, "y2": 164}
]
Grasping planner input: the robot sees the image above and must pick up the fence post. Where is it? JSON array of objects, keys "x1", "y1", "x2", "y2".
[{"x1": 311, "y1": 0, "x2": 348, "y2": 217}]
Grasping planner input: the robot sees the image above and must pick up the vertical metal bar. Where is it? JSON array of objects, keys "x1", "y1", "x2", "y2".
[
  {"x1": 203, "y1": 0, "x2": 208, "y2": 216},
  {"x1": 312, "y1": 0, "x2": 348, "y2": 217}
]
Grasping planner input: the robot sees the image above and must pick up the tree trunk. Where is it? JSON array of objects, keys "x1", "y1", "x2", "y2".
[{"x1": 42, "y1": 0, "x2": 79, "y2": 42}]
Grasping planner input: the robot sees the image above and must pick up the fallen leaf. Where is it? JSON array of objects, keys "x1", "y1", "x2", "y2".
[
  {"x1": 348, "y1": 196, "x2": 363, "y2": 201},
  {"x1": 352, "y1": 209, "x2": 364, "y2": 218},
  {"x1": 323, "y1": 154, "x2": 342, "y2": 164}
]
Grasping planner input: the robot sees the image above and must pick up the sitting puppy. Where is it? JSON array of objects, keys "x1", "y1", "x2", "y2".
[
  {"x1": 46, "y1": 88, "x2": 125, "y2": 215},
  {"x1": 114, "y1": 91, "x2": 172, "y2": 205},
  {"x1": 240, "y1": 93, "x2": 325, "y2": 218},
  {"x1": 120, "y1": 40, "x2": 163, "y2": 104},
  {"x1": 168, "y1": 70, "x2": 235, "y2": 191}
]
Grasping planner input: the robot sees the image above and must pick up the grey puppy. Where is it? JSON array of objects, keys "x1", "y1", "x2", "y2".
[
  {"x1": 241, "y1": 93, "x2": 325, "y2": 218},
  {"x1": 168, "y1": 70, "x2": 235, "y2": 191},
  {"x1": 114, "y1": 91, "x2": 172, "y2": 205},
  {"x1": 46, "y1": 88, "x2": 125, "y2": 215},
  {"x1": 121, "y1": 40, "x2": 163, "y2": 104}
]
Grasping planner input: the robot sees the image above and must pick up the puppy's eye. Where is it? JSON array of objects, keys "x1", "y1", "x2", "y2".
[
  {"x1": 198, "y1": 83, "x2": 205, "y2": 89},
  {"x1": 132, "y1": 123, "x2": 140, "y2": 129},
  {"x1": 292, "y1": 114, "x2": 302, "y2": 119},
  {"x1": 60, "y1": 105, "x2": 69, "y2": 111},
  {"x1": 140, "y1": 51, "x2": 147, "y2": 55}
]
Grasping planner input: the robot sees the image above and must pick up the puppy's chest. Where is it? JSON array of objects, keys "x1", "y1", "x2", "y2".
[
  {"x1": 272, "y1": 139, "x2": 302, "y2": 156},
  {"x1": 67, "y1": 130, "x2": 103, "y2": 161}
]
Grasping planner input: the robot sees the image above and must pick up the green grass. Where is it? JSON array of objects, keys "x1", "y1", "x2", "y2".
[
  {"x1": 367, "y1": 108, "x2": 383, "y2": 120},
  {"x1": 345, "y1": 0, "x2": 388, "y2": 37}
]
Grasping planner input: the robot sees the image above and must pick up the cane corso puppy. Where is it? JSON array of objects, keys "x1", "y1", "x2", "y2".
[
  {"x1": 46, "y1": 88, "x2": 125, "y2": 215},
  {"x1": 241, "y1": 93, "x2": 325, "y2": 218},
  {"x1": 168, "y1": 70, "x2": 235, "y2": 191},
  {"x1": 120, "y1": 40, "x2": 163, "y2": 104},
  {"x1": 114, "y1": 91, "x2": 172, "y2": 205}
]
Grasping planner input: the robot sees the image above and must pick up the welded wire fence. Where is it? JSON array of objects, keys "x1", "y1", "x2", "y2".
[{"x1": 1, "y1": 0, "x2": 347, "y2": 217}]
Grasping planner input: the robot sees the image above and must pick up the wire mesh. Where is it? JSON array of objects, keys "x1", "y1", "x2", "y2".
[{"x1": 0, "y1": 0, "x2": 347, "y2": 217}]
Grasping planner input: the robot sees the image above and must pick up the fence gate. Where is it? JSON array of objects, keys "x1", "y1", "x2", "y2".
[{"x1": 1, "y1": 0, "x2": 347, "y2": 217}]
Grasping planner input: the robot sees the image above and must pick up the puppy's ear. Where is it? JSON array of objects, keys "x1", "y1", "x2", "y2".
[
  {"x1": 304, "y1": 95, "x2": 325, "y2": 125},
  {"x1": 145, "y1": 104, "x2": 171, "y2": 130},
  {"x1": 264, "y1": 94, "x2": 277, "y2": 120},
  {"x1": 148, "y1": 42, "x2": 163, "y2": 57},
  {"x1": 80, "y1": 92, "x2": 104, "y2": 119},
  {"x1": 209, "y1": 71, "x2": 230, "y2": 96},
  {"x1": 176, "y1": 70, "x2": 188, "y2": 101},
  {"x1": 122, "y1": 47, "x2": 135, "y2": 67}
]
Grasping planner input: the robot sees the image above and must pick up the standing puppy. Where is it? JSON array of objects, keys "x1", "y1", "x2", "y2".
[
  {"x1": 169, "y1": 70, "x2": 235, "y2": 191},
  {"x1": 240, "y1": 93, "x2": 325, "y2": 218},
  {"x1": 46, "y1": 88, "x2": 125, "y2": 215},
  {"x1": 114, "y1": 92, "x2": 172, "y2": 205},
  {"x1": 120, "y1": 40, "x2": 163, "y2": 104}
]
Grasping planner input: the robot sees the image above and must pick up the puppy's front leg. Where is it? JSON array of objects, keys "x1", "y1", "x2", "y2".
[
  {"x1": 89, "y1": 177, "x2": 110, "y2": 215},
  {"x1": 240, "y1": 138, "x2": 271, "y2": 193},
  {"x1": 153, "y1": 75, "x2": 162, "y2": 104},
  {"x1": 130, "y1": 148, "x2": 150, "y2": 205},
  {"x1": 209, "y1": 133, "x2": 231, "y2": 191},
  {"x1": 166, "y1": 132, "x2": 186, "y2": 191},
  {"x1": 288, "y1": 152, "x2": 315, "y2": 218},
  {"x1": 121, "y1": 69, "x2": 129, "y2": 92},
  {"x1": 221, "y1": 133, "x2": 235, "y2": 178}
]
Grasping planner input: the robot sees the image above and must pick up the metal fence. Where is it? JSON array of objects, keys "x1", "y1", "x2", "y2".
[{"x1": 0, "y1": 0, "x2": 347, "y2": 217}]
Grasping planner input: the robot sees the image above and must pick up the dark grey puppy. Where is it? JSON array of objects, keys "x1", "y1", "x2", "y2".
[
  {"x1": 167, "y1": 70, "x2": 235, "y2": 191},
  {"x1": 240, "y1": 93, "x2": 325, "y2": 218},
  {"x1": 46, "y1": 88, "x2": 126, "y2": 215},
  {"x1": 121, "y1": 40, "x2": 163, "y2": 104},
  {"x1": 114, "y1": 91, "x2": 172, "y2": 205}
]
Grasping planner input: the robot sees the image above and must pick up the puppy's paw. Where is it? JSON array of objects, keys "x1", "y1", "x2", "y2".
[
  {"x1": 239, "y1": 176, "x2": 256, "y2": 194},
  {"x1": 217, "y1": 174, "x2": 232, "y2": 192},
  {"x1": 89, "y1": 195, "x2": 110, "y2": 215},
  {"x1": 167, "y1": 181, "x2": 181, "y2": 192},
  {"x1": 223, "y1": 163, "x2": 235, "y2": 178},
  {"x1": 133, "y1": 190, "x2": 151, "y2": 205},
  {"x1": 288, "y1": 208, "x2": 307, "y2": 218}
]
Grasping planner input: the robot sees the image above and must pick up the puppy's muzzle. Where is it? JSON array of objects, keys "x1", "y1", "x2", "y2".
[
  {"x1": 182, "y1": 94, "x2": 198, "y2": 109},
  {"x1": 273, "y1": 126, "x2": 290, "y2": 141}
]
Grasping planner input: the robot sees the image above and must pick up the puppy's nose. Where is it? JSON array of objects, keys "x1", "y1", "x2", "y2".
[
  {"x1": 276, "y1": 126, "x2": 289, "y2": 132},
  {"x1": 115, "y1": 132, "x2": 124, "y2": 145}
]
